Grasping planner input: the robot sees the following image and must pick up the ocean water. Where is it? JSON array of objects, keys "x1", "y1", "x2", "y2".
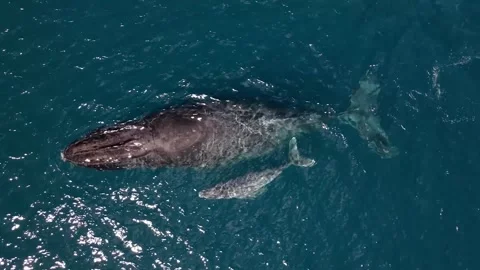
[{"x1": 1, "y1": 0, "x2": 480, "y2": 269}]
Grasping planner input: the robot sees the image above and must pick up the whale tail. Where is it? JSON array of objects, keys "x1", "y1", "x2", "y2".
[
  {"x1": 288, "y1": 137, "x2": 316, "y2": 167},
  {"x1": 338, "y1": 72, "x2": 399, "y2": 158}
]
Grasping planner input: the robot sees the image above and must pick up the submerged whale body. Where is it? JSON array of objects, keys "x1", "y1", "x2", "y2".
[{"x1": 62, "y1": 102, "x2": 322, "y2": 170}]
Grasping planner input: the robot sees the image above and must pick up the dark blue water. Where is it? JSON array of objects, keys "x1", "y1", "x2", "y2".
[{"x1": 1, "y1": 0, "x2": 480, "y2": 269}]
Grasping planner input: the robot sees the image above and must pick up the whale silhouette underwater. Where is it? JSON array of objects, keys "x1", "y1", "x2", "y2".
[{"x1": 62, "y1": 75, "x2": 398, "y2": 199}]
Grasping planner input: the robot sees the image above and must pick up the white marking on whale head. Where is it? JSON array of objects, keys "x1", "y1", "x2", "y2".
[
  {"x1": 197, "y1": 117, "x2": 202, "y2": 121},
  {"x1": 85, "y1": 159, "x2": 91, "y2": 163}
]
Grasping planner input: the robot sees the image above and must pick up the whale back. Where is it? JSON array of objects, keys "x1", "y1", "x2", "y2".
[{"x1": 145, "y1": 108, "x2": 213, "y2": 166}]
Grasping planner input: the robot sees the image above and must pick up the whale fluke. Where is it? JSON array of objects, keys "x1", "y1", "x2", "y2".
[{"x1": 338, "y1": 73, "x2": 399, "y2": 158}]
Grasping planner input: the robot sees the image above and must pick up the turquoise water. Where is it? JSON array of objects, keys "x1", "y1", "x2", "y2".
[{"x1": 1, "y1": 0, "x2": 480, "y2": 269}]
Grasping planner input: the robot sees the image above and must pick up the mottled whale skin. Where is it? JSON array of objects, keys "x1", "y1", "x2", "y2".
[{"x1": 62, "y1": 102, "x2": 324, "y2": 170}]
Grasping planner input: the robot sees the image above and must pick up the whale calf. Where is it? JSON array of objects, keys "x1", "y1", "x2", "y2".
[
  {"x1": 62, "y1": 74, "x2": 398, "y2": 170},
  {"x1": 199, "y1": 137, "x2": 315, "y2": 199}
]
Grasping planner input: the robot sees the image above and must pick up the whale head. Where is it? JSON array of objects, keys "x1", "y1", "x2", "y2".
[
  {"x1": 62, "y1": 124, "x2": 153, "y2": 170},
  {"x1": 198, "y1": 185, "x2": 230, "y2": 199}
]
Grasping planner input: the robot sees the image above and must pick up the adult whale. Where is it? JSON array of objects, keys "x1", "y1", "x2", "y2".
[
  {"x1": 61, "y1": 76, "x2": 398, "y2": 170},
  {"x1": 61, "y1": 101, "x2": 326, "y2": 170}
]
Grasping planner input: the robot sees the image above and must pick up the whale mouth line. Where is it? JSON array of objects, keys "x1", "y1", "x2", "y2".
[
  {"x1": 70, "y1": 138, "x2": 137, "y2": 154},
  {"x1": 61, "y1": 136, "x2": 150, "y2": 168}
]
